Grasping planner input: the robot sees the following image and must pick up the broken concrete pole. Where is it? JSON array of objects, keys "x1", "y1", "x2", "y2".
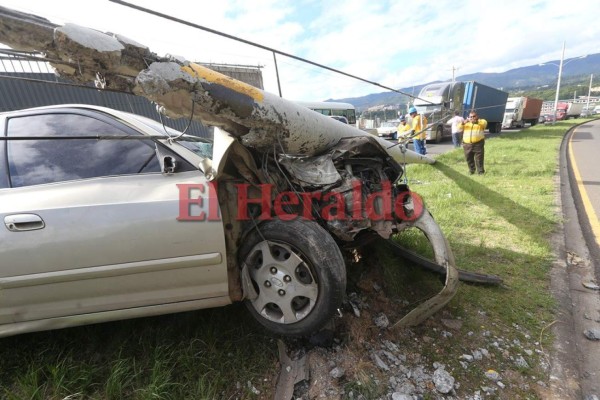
[
  {"x1": 0, "y1": 6, "x2": 57, "y2": 51},
  {"x1": 0, "y1": 5, "x2": 435, "y2": 164}
]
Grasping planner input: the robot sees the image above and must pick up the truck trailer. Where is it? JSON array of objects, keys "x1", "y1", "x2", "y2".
[
  {"x1": 502, "y1": 96, "x2": 543, "y2": 129},
  {"x1": 413, "y1": 81, "x2": 508, "y2": 142},
  {"x1": 565, "y1": 102, "x2": 584, "y2": 119}
]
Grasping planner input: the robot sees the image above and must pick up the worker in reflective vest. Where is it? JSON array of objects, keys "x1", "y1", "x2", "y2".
[
  {"x1": 408, "y1": 106, "x2": 428, "y2": 155},
  {"x1": 462, "y1": 111, "x2": 487, "y2": 175}
]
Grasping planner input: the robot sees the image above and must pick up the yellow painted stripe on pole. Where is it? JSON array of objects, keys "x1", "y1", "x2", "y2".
[
  {"x1": 182, "y1": 63, "x2": 264, "y2": 102},
  {"x1": 569, "y1": 127, "x2": 600, "y2": 245}
]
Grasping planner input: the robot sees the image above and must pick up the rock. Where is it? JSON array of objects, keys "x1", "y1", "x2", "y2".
[
  {"x1": 374, "y1": 313, "x2": 390, "y2": 329},
  {"x1": 472, "y1": 350, "x2": 483, "y2": 361},
  {"x1": 485, "y1": 370, "x2": 500, "y2": 381},
  {"x1": 433, "y1": 368, "x2": 455, "y2": 394},
  {"x1": 348, "y1": 300, "x2": 361, "y2": 317},
  {"x1": 582, "y1": 281, "x2": 599, "y2": 290},
  {"x1": 515, "y1": 356, "x2": 530, "y2": 369},
  {"x1": 583, "y1": 328, "x2": 600, "y2": 340},
  {"x1": 382, "y1": 340, "x2": 401, "y2": 354},
  {"x1": 392, "y1": 394, "x2": 412, "y2": 400},
  {"x1": 247, "y1": 381, "x2": 260, "y2": 395},
  {"x1": 330, "y1": 367, "x2": 345, "y2": 379},
  {"x1": 460, "y1": 354, "x2": 474, "y2": 362},
  {"x1": 381, "y1": 350, "x2": 401, "y2": 365},
  {"x1": 372, "y1": 352, "x2": 390, "y2": 371},
  {"x1": 441, "y1": 318, "x2": 463, "y2": 330}
]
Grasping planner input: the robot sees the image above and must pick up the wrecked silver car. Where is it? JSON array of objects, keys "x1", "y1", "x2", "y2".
[{"x1": 0, "y1": 6, "x2": 459, "y2": 337}]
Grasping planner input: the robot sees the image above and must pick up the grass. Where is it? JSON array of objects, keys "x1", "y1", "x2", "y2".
[
  {"x1": 0, "y1": 119, "x2": 584, "y2": 399},
  {"x1": 376, "y1": 119, "x2": 584, "y2": 396},
  {"x1": 0, "y1": 305, "x2": 278, "y2": 399}
]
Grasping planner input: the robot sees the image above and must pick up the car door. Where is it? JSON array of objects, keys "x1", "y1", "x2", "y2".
[{"x1": 0, "y1": 110, "x2": 229, "y2": 324}]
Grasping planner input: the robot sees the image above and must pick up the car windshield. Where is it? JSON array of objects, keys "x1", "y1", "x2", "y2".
[{"x1": 129, "y1": 114, "x2": 214, "y2": 160}]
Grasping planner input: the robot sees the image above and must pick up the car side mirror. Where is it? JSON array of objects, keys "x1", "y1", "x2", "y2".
[{"x1": 161, "y1": 155, "x2": 178, "y2": 174}]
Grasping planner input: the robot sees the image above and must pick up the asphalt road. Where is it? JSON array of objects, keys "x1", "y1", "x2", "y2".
[
  {"x1": 552, "y1": 118, "x2": 600, "y2": 399},
  {"x1": 383, "y1": 126, "x2": 523, "y2": 155},
  {"x1": 568, "y1": 119, "x2": 600, "y2": 259}
]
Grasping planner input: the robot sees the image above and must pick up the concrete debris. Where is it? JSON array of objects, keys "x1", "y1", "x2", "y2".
[
  {"x1": 274, "y1": 340, "x2": 308, "y2": 400},
  {"x1": 567, "y1": 251, "x2": 585, "y2": 266},
  {"x1": 373, "y1": 313, "x2": 390, "y2": 329},
  {"x1": 582, "y1": 281, "x2": 600, "y2": 291},
  {"x1": 432, "y1": 367, "x2": 455, "y2": 394},
  {"x1": 371, "y1": 352, "x2": 390, "y2": 371},
  {"x1": 583, "y1": 328, "x2": 600, "y2": 341},
  {"x1": 514, "y1": 355, "x2": 530, "y2": 369},
  {"x1": 329, "y1": 367, "x2": 345, "y2": 379},
  {"x1": 391, "y1": 394, "x2": 412, "y2": 400}
]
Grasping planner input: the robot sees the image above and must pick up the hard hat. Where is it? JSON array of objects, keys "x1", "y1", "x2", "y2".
[
  {"x1": 409, "y1": 106, "x2": 417, "y2": 114},
  {"x1": 400, "y1": 115, "x2": 406, "y2": 121}
]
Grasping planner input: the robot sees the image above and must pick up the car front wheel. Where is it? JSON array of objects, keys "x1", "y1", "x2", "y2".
[{"x1": 239, "y1": 218, "x2": 346, "y2": 336}]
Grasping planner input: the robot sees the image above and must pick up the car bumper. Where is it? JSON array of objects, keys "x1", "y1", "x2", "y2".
[{"x1": 377, "y1": 132, "x2": 396, "y2": 139}]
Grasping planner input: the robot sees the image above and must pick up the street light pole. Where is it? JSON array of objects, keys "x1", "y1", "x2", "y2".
[
  {"x1": 552, "y1": 41, "x2": 565, "y2": 124},
  {"x1": 586, "y1": 74, "x2": 593, "y2": 116}
]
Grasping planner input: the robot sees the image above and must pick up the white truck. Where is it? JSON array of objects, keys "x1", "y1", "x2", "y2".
[
  {"x1": 565, "y1": 102, "x2": 584, "y2": 119},
  {"x1": 502, "y1": 97, "x2": 543, "y2": 129},
  {"x1": 413, "y1": 81, "x2": 508, "y2": 142}
]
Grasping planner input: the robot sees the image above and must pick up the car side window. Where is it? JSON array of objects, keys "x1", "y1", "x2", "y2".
[{"x1": 7, "y1": 113, "x2": 161, "y2": 187}]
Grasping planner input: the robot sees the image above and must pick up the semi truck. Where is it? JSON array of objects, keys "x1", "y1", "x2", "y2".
[
  {"x1": 502, "y1": 96, "x2": 543, "y2": 129},
  {"x1": 542, "y1": 101, "x2": 583, "y2": 120},
  {"x1": 413, "y1": 81, "x2": 509, "y2": 142}
]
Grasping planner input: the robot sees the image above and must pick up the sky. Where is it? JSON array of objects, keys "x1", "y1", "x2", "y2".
[{"x1": 1, "y1": 0, "x2": 599, "y2": 102}]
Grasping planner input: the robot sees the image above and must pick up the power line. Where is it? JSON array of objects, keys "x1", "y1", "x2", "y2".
[{"x1": 108, "y1": 0, "x2": 432, "y2": 104}]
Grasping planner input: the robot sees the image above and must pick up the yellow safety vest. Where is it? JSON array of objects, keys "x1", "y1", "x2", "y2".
[
  {"x1": 462, "y1": 119, "x2": 488, "y2": 143},
  {"x1": 412, "y1": 115, "x2": 428, "y2": 140}
]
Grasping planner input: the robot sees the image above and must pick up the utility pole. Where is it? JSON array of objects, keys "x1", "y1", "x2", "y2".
[
  {"x1": 552, "y1": 41, "x2": 565, "y2": 124},
  {"x1": 450, "y1": 66, "x2": 460, "y2": 83},
  {"x1": 586, "y1": 74, "x2": 593, "y2": 114}
]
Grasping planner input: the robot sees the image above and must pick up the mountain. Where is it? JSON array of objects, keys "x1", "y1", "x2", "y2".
[{"x1": 330, "y1": 53, "x2": 600, "y2": 111}]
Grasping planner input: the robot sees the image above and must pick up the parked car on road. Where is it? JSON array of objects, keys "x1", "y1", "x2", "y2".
[
  {"x1": 376, "y1": 121, "x2": 400, "y2": 140},
  {"x1": 540, "y1": 114, "x2": 555, "y2": 124}
]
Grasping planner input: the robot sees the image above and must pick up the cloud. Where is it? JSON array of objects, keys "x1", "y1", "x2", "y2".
[{"x1": 1, "y1": 0, "x2": 599, "y2": 101}]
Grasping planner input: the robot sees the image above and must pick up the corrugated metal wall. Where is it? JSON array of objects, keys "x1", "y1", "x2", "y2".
[
  {"x1": 0, "y1": 58, "x2": 265, "y2": 137},
  {"x1": 0, "y1": 73, "x2": 212, "y2": 137}
]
